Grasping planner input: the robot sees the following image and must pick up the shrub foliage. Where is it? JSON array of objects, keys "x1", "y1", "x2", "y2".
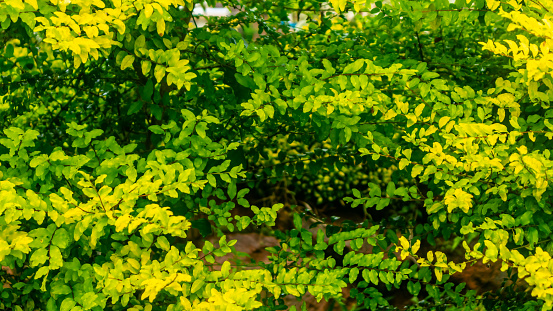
[{"x1": 1, "y1": 0, "x2": 553, "y2": 310}]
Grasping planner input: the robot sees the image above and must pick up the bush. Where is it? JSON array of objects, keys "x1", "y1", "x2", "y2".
[{"x1": 0, "y1": 0, "x2": 552, "y2": 310}]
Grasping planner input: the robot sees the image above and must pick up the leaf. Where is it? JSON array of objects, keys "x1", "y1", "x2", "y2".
[
  {"x1": 407, "y1": 281, "x2": 421, "y2": 296},
  {"x1": 113, "y1": 19, "x2": 126, "y2": 35},
  {"x1": 141, "y1": 60, "x2": 152, "y2": 75},
  {"x1": 203, "y1": 241, "x2": 213, "y2": 254},
  {"x1": 334, "y1": 239, "x2": 346, "y2": 255},
  {"x1": 191, "y1": 219, "x2": 212, "y2": 237},
  {"x1": 60, "y1": 298, "x2": 76, "y2": 311},
  {"x1": 240, "y1": 216, "x2": 251, "y2": 230},
  {"x1": 344, "y1": 59, "x2": 365, "y2": 74},
  {"x1": 207, "y1": 174, "x2": 216, "y2": 187},
  {"x1": 221, "y1": 261, "x2": 231, "y2": 278},
  {"x1": 81, "y1": 292, "x2": 98, "y2": 309},
  {"x1": 127, "y1": 101, "x2": 143, "y2": 115},
  {"x1": 293, "y1": 213, "x2": 302, "y2": 230},
  {"x1": 399, "y1": 236, "x2": 410, "y2": 250},
  {"x1": 375, "y1": 198, "x2": 390, "y2": 210},
  {"x1": 369, "y1": 270, "x2": 379, "y2": 285},
  {"x1": 121, "y1": 55, "x2": 135, "y2": 70},
  {"x1": 51, "y1": 284, "x2": 72, "y2": 296},
  {"x1": 196, "y1": 122, "x2": 207, "y2": 138},
  {"x1": 399, "y1": 158, "x2": 410, "y2": 170},
  {"x1": 154, "y1": 65, "x2": 166, "y2": 82},
  {"x1": 386, "y1": 182, "x2": 396, "y2": 197},
  {"x1": 30, "y1": 248, "x2": 49, "y2": 267},
  {"x1": 411, "y1": 165, "x2": 424, "y2": 177},
  {"x1": 349, "y1": 267, "x2": 359, "y2": 283},
  {"x1": 330, "y1": 0, "x2": 347, "y2": 13},
  {"x1": 52, "y1": 228, "x2": 70, "y2": 249},
  {"x1": 49, "y1": 246, "x2": 64, "y2": 270},
  {"x1": 191, "y1": 279, "x2": 204, "y2": 293},
  {"x1": 135, "y1": 35, "x2": 146, "y2": 50},
  {"x1": 227, "y1": 182, "x2": 237, "y2": 199},
  {"x1": 155, "y1": 236, "x2": 170, "y2": 250},
  {"x1": 157, "y1": 19, "x2": 166, "y2": 36},
  {"x1": 141, "y1": 79, "x2": 154, "y2": 101},
  {"x1": 144, "y1": 4, "x2": 154, "y2": 18},
  {"x1": 25, "y1": 0, "x2": 38, "y2": 9},
  {"x1": 444, "y1": 188, "x2": 473, "y2": 213}
]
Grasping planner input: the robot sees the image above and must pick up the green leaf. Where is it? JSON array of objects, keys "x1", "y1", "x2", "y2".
[
  {"x1": 362, "y1": 269, "x2": 371, "y2": 284},
  {"x1": 30, "y1": 248, "x2": 49, "y2": 267},
  {"x1": 293, "y1": 213, "x2": 302, "y2": 230},
  {"x1": 81, "y1": 292, "x2": 98, "y2": 309},
  {"x1": 376, "y1": 198, "x2": 390, "y2": 210},
  {"x1": 52, "y1": 228, "x2": 70, "y2": 249},
  {"x1": 334, "y1": 239, "x2": 346, "y2": 255},
  {"x1": 227, "y1": 182, "x2": 237, "y2": 199},
  {"x1": 135, "y1": 35, "x2": 146, "y2": 50},
  {"x1": 35, "y1": 266, "x2": 50, "y2": 279},
  {"x1": 203, "y1": 241, "x2": 214, "y2": 254},
  {"x1": 51, "y1": 284, "x2": 72, "y2": 296},
  {"x1": 192, "y1": 219, "x2": 212, "y2": 237},
  {"x1": 127, "y1": 101, "x2": 143, "y2": 115},
  {"x1": 196, "y1": 122, "x2": 207, "y2": 138},
  {"x1": 386, "y1": 182, "x2": 396, "y2": 197},
  {"x1": 349, "y1": 267, "x2": 359, "y2": 283},
  {"x1": 221, "y1": 261, "x2": 231, "y2": 278},
  {"x1": 207, "y1": 174, "x2": 216, "y2": 187},
  {"x1": 141, "y1": 79, "x2": 154, "y2": 101},
  {"x1": 314, "y1": 242, "x2": 328, "y2": 250},
  {"x1": 240, "y1": 216, "x2": 251, "y2": 230},
  {"x1": 191, "y1": 279, "x2": 204, "y2": 293}
]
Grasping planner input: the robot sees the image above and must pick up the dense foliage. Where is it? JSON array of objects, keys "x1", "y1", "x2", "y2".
[{"x1": 1, "y1": 0, "x2": 553, "y2": 309}]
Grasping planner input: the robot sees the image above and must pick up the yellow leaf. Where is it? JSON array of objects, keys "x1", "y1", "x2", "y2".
[
  {"x1": 6, "y1": 0, "x2": 25, "y2": 10},
  {"x1": 444, "y1": 188, "x2": 473, "y2": 213},
  {"x1": 144, "y1": 4, "x2": 154, "y2": 18},
  {"x1": 113, "y1": 19, "x2": 126, "y2": 35},
  {"x1": 399, "y1": 236, "x2": 409, "y2": 250},
  {"x1": 154, "y1": 64, "x2": 166, "y2": 82},
  {"x1": 415, "y1": 103, "x2": 425, "y2": 117},
  {"x1": 498, "y1": 108, "x2": 505, "y2": 122},
  {"x1": 157, "y1": 19, "x2": 166, "y2": 36},
  {"x1": 89, "y1": 48, "x2": 99, "y2": 60},
  {"x1": 92, "y1": 0, "x2": 105, "y2": 8},
  {"x1": 25, "y1": 0, "x2": 38, "y2": 9},
  {"x1": 327, "y1": 105, "x2": 334, "y2": 115},
  {"x1": 412, "y1": 240, "x2": 421, "y2": 254},
  {"x1": 141, "y1": 60, "x2": 152, "y2": 75},
  {"x1": 427, "y1": 251, "x2": 434, "y2": 263},
  {"x1": 435, "y1": 268, "x2": 443, "y2": 281},
  {"x1": 73, "y1": 54, "x2": 82, "y2": 68},
  {"x1": 330, "y1": 0, "x2": 341, "y2": 13},
  {"x1": 152, "y1": 3, "x2": 164, "y2": 14},
  {"x1": 383, "y1": 109, "x2": 397, "y2": 120},
  {"x1": 121, "y1": 54, "x2": 135, "y2": 70},
  {"x1": 438, "y1": 116, "x2": 450, "y2": 128},
  {"x1": 180, "y1": 297, "x2": 192, "y2": 310},
  {"x1": 80, "y1": 51, "x2": 88, "y2": 64}
]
